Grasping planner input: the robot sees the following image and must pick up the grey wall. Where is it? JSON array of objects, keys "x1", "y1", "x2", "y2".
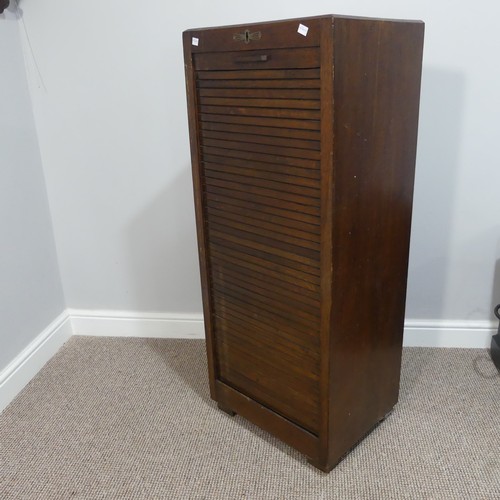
[
  {"x1": 0, "y1": 11, "x2": 65, "y2": 371},
  {"x1": 18, "y1": 1, "x2": 500, "y2": 323}
]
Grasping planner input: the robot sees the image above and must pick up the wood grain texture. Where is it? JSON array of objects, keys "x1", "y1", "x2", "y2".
[
  {"x1": 194, "y1": 47, "x2": 320, "y2": 71},
  {"x1": 326, "y1": 17, "x2": 425, "y2": 471},
  {"x1": 198, "y1": 43, "x2": 322, "y2": 434},
  {"x1": 183, "y1": 14, "x2": 424, "y2": 471},
  {"x1": 317, "y1": 15, "x2": 335, "y2": 470},
  {"x1": 187, "y1": 17, "x2": 323, "y2": 53}
]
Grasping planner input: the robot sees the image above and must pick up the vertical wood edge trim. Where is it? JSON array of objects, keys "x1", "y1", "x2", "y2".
[
  {"x1": 183, "y1": 33, "x2": 218, "y2": 398},
  {"x1": 399, "y1": 22, "x2": 426, "y2": 254},
  {"x1": 318, "y1": 16, "x2": 335, "y2": 467},
  {"x1": 215, "y1": 380, "x2": 319, "y2": 460}
]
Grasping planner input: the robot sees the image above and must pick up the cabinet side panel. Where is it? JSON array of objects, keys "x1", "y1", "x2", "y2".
[{"x1": 329, "y1": 18, "x2": 424, "y2": 465}]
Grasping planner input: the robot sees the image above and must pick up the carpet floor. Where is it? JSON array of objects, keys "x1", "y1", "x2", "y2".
[{"x1": 0, "y1": 337, "x2": 499, "y2": 499}]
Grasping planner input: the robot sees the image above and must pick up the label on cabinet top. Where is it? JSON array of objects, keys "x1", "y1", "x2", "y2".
[{"x1": 184, "y1": 16, "x2": 324, "y2": 53}]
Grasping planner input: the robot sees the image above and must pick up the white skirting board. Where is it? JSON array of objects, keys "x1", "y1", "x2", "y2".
[
  {"x1": 69, "y1": 310, "x2": 497, "y2": 348},
  {"x1": 68, "y1": 309, "x2": 205, "y2": 339},
  {"x1": 0, "y1": 311, "x2": 72, "y2": 413},
  {"x1": 1, "y1": 309, "x2": 496, "y2": 414},
  {"x1": 403, "y1": 319, "x2": 496, "y2": 348}
]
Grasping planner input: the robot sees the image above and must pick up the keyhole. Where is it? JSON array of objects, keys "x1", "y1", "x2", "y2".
[{"x1": 245, "y1": 30, "x2": 250, "y2": 43}]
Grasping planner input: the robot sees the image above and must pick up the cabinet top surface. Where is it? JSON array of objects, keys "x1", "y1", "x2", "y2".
[
  {"x1": 183, "y1": 15, "x2": 423, "y2": 54},
  {"x1": 183, "y1": 14, "x2": 423, "y2": 34}
]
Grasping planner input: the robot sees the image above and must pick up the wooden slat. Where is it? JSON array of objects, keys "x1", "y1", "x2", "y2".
[
  {"x1": 215, "y1": 330, "x2": 319, "y2": 394},
  {"x1": 200, "y1": 113, "x2": 321, "y2": 131},
  {"x1": 210, "y1": 245, "x2": 321, "y2": 291},
  {"x1": 205, "y1": 178, "x2": 319, "y2": 211},
  {"x1": 215, "y1": 328, "x2": 318, "y2": 386},
  {"x1": 204, "y1": 175, "x2": 319, "y2": 206},
  {"x1": 208, "y1": 212, "x2": 319, "y2": 252},
  {"x1": 205, "y1": 191, "x2": 320, "y2": 228},
  {"x1": 213, "y1": 314, "x2": 320, "y2": 366},
  {"x1": 216, "y1": 341, "x2": 319, "y2": 423},
  {"x1": 201, "y1": 121, "x2": 321, "y2": 141},
  {"x1": 217, "y1": 365, "x2": 319, "y2": 433},
  {"x1": 212, "y1": 252, "x2": 320, "y2": 306},
  {"x1": 215, "y1": 308, "x2": 320, "y2": 368},
  {"x1": 212, "y1": 261, "x2": 320, "y2": 308},
  {"x1": 199, "y1": 97, "x2": 320, "y2": 110},
  {"x1": 210, "y1": 242, "x2": 320, "y2": 292},
  {"x1": 201, "y1": 129, "x2": 320, "y2": 151},
  {"x1": 203, "y1": 162, "x2": 320, "y2": 189},
  {"x1": 197, "y1": 78, "x2": 320, "y2": 89},
  {"x1": 203, "y1": 153, "x2": 320, "y2": 180},
  {"x1": 213, "y1": 283, "x2": 319, "y2": 332},
  {"x1": 206, "y1": 205, "x2": 320, "y2": 242},
  {"x1": 209, "y1": 225, "x2": 320, "y2": 266},
  {"x1": 214, "y1": 320, "x2": 317, "y2": 384},
  {"x1": 196, "y1": 68, "x2": 320, "y2": 80},
  {"x1": 214, "y1": 296, "x2": 319, "y2": 350},
  {"x1": 198, "y1": 88, "x2": 321, "y2": 99},
  {"x1": 204, "y1": 169, "x2": 320, "y2": 199},
  {"x1": 202, "y1": 146, "x2": 319, "y2": 169},
  {"x1": 211, "y1": 232, "x2": 320, "y2": 283},
  {"x1": 216, "y1": 334, "x2": 318, "y2": 384},
  {"x1": 216, "y1": 323, "x2": 316, "y2": 363},
  {"x1": 209, "y1": 217, "x2": 319, "y2": 260},
  {"x1": 214, "y1": 298, "x2": 319, "y2": 350},
  {"x1": 211, "y1": 279, "x2": 320, "y2": 324},
  {"x1": 201, "y1": 137, "x2": 320, "y2": 161},
  {"x1": 214, "y1": 290, "x2": 321, "y2": 346},
  {"x1": 200, "y1": 105, "x2": 321, "y2": 121},
  {"x1": 217, "y1": 352, "x2": 319, "y2": 415},
  {"x1": 215, "y1": 338, "x2": 319, "y2": 398},
  {"x1": 206, "y1": 201, "x2": 320, "y2": 237},
  {"x1": 214, "y1": 274, "x2": 319, "y2": 324}
]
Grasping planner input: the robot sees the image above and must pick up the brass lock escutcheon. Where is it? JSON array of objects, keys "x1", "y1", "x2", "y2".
[{"x1": 233, "y1": 29, "x2": 262, "y2": 44}]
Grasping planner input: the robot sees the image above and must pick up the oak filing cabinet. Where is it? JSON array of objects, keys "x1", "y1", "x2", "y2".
[{"x1": 183, "y1": 15, "x2": 424, "y2": 471}]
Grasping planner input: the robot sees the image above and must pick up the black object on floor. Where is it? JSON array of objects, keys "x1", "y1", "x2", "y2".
[
  {"x1": 492, "y1": 305, "x2": 500, "y2": 371},
  {"x1": 0, "y1": 1, "x2": 10, "y2": 14}
]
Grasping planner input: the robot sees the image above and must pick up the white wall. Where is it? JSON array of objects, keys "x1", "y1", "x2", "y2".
[
  {"x1": 0, "y1": 8, "x2": 65, "y2": 371},
  {"x1": 18, "y1": 1, "x2": 500, "y2": 322}
]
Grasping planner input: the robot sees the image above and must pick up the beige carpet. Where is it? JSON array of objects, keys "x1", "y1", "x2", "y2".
[{"x1": 0, "y1": 337, "x2": 499, "y2": 499}]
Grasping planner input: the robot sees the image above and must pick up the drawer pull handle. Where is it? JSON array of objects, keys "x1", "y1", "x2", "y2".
[{"x1": 234, "y1": 54, "x2": 269, "y2": 63}]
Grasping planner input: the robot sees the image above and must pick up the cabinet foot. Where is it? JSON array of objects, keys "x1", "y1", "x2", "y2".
[
  {"x1": 307, "y1": 458, "x2": 336, "y2": 473},
  {"x1": 217, "y1": 402, "x2": 236, "y2": 416}
]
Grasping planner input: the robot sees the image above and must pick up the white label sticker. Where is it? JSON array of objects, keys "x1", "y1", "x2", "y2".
[
  {"x1": 297, "y1": 24, "x2": 309, "y2": 37},
  {"x1": 192, "y1": 37, "x2": 199, "y2": 46}
]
